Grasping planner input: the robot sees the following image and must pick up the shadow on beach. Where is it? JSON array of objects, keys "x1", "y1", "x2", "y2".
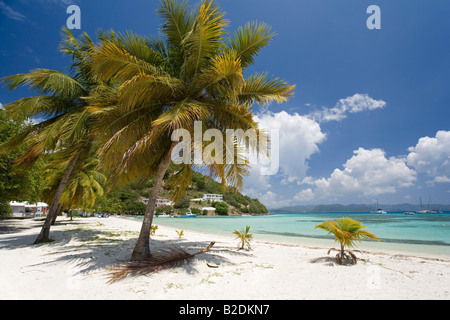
[{"x1": 0, "y1": 218, "x2": 245, "y2": 281}]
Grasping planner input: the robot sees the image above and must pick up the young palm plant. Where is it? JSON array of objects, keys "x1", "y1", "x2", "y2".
[
  {"x1": 315, "y1": 217, "x2": 380, "y2": 265},
  {"x1": 88, "y1": 0, "x2": 295, "y2": 261},
  {"x1": 233, "y1": 225, "x2": 253, "y2": 250}
]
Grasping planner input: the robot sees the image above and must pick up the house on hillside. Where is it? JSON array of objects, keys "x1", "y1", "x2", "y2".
[
  {"x1": 141, "y1": 198, "x2": 174, "y2": 207},
  {"x1": 192, "y1": 194, "x2": 223, "y2": 202}
]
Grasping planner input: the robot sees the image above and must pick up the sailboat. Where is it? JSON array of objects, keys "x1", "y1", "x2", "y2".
[
  {"x1": 370, "y1": 200, "x2": 387, "y2": 214},
  {"x1": 416, "y1": 197, "x2": 432, "y2": 214}
]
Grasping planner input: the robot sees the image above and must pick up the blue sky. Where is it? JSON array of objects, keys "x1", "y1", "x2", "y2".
[{"x1": 1, "y1": 0, "x2": 450, "y2": 208}]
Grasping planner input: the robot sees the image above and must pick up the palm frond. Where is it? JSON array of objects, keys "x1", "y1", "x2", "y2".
[
  {"x1": 167, "y1": 164, "x2": 193, "y2": 204},
  {"x1": 182, "y1": 0, "x2": 229, "y2": 80},
  {"x1": 227, "y1": 21, "x2": 275, "y2": 69},
  {"x1": 107, "y1": 241, "x2": 215, "y2": 284},
  {"x1": 4, "y1": 96, "x2": 74, "y2": 122},
  {"x1": 89, "y1": 40, "x2": 169, "y2": 82},
  {"x1": 157, "y1": 0, "x2": 193, "y2": 51},
  {"x1": 239, "y1": 72, "x2": 295, "y2": 106},
  {"x1": 2, "y1": 69, "x2": 87, "y2": 99},
  {"x1": 98, "y1": 29, "x2": 167, "y2": 68}
]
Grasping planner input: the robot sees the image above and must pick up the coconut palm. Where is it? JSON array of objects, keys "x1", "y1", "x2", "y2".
[
  {"x1": 233, "y1": 225, "x2": 253, "y2": 250},
  {"x1": 1, "y1": 28, "x2": 101, "y2": 243},
  {"x1": 315, "y1": 217, "x2": 380, "y2": 265},
  {"x1": 88, "y1": 0, "x2": 294, "y2": 261}
]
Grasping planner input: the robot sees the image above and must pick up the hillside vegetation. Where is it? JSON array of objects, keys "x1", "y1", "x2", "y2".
[{"x1": 96, "y1": 166, "x2": 269, "y2": 216}]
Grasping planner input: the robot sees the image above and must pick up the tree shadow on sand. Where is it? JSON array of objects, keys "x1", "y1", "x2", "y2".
[{"x1": 0, "y1": 218, "x2": 244, "y2": 283}]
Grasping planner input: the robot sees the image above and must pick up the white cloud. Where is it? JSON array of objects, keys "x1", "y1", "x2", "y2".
[
  {"x1": 0, "y1": 1, "x2": 26, "y2": 22},
  {"x1": 297, "y1": 148, "x2": 417, "y2": 202},
  {"x1": 407, "y1": 130, "x2": 450, "y2": 183},
  {"x1": 255, "y1": 111, "x2": 326, "y2": 181},
  {"x1": 307, "y1": 93, "x2": 386, "y2": 123},
  {"x1": 0, "y1": 102, "x2": 4, "y2": 110},
  {"x1": 243, "y1": 111, "x2": 326, "y2": 200}
]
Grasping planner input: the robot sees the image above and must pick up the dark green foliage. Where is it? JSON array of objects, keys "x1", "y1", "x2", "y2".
[
  {"x1": 214, "y1": 202, "x2": 229, "y2": 215},
  {"x1": 0, "y1": 110, "x2": 44, "y2": 216}
]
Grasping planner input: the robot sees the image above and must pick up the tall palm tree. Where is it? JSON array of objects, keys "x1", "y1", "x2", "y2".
[
  {"x1": 88, "y1": 0, "x2": 295, "y2": 261},
  {"x1": 315, "y1": 217, "x2": 380, "y2": 265},
  {"x1": 1, "y1": 28, "x2": 100, "y2": 243}
]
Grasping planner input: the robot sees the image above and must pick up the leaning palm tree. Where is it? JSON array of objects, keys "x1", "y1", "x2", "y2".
[
  {"x1": 315, "y1": 217, "x2": 380, "y2": 265},
  {"x1": 88, "y1": 0, "x2": 295, "y2": 261},
  {"x1": 1, "y1": 28, "x2": 100, "y2": 243}
]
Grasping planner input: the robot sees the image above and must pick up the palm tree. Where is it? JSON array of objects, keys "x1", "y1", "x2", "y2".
[
  {"x1": 315, "y1": 217, "x2": 380, "y2": 265},
  {"x1": 1, "y1": 28, "x2": 100, "y2": 243},
  {"x1": 233, "y1": 225, "x2": 253, "y2": 250},
  {"x1": 88, "y1": 0, "x2": 294, "y2": 261}
]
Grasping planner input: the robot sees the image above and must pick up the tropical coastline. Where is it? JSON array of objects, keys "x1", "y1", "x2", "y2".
[
  {"x1": 1, "y1": 216, "x2": 449, "y2": 300},
  {"x1": 1, "y1": 0, "x2": 450, "y2": 304}
]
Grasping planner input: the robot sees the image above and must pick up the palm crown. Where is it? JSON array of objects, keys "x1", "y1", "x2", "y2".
[{"x1": 87, "y1": 0, "x2": 294, "y2": 260}]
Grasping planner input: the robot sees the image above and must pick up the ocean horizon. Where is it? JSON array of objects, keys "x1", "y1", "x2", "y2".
[{"x1": 137, "y1": 212, "x2": 450, "y2": 257}]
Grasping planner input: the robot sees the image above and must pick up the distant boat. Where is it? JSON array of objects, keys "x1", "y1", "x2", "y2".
[
  {"x1": 404, "y1": 211, "x2": 415, "y2": 215},
  {"x1": 179, "y1": 213, "x2": 197, "y2": 218},
  {"x1": 370, "y1": 200, "x2": 387, "y2": 214},
  {"x1": 416, "y1": 197, "x2": 433, "y2": 214},
  {"x1": 156, "y1": 213, "x2": 172, "y2": 218}
]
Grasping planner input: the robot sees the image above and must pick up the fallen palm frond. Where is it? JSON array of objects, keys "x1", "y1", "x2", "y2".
[{"x1": 106, "y1": 241, "x2": 215, "y2": 284}]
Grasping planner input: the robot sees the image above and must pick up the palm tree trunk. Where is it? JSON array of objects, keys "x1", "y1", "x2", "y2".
[
  {"x1": 34, "y1": 151, "x2": 81, "y2": 244},
  {"x1": 131, "y1": 144, "x2": 175, "y2": 261},
  {"x1": 51, "y1": 203, "x2": 62, "y2": 225}
]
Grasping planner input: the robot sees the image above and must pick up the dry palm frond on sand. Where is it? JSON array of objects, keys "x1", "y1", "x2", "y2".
[{"x1": 107, "y1": 242, "x2": 215, "y2": 284}]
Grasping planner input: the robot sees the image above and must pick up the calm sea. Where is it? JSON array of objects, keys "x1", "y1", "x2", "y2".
[{"x1": 145, "y1": 213, "x2": 450, "y2": 257}]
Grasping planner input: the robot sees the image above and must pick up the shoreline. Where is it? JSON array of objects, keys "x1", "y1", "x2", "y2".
[
  {"x1": 1, "y1": 216, "x2": 449, "y2": 300},
  {"x1": 150, "y1": 214, "x2": 450, "y2": 259}
]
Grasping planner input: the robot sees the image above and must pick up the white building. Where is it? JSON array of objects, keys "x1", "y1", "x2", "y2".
[
  {"x1": 192, "y1": 194, "x2": 224, "y2": 202},
  {"x1": 141, "y1": 198, "x2": 174, "y2": 207},
  {"x1": 9, "y1": 201, "x2": 48, "y2": 218},
  {"x1": 202, "y1": 194, "x2": 223, "y2": 202}
]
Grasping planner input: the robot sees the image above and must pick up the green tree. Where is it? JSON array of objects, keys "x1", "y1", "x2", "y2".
[
  {"x1": 0, "y1": 111, "x2": 44, "y2": 216},
  {"x1": 88, "y1": 0, "x2": 294, "y2": 261},
  {"x1": 214, "y1": 202, "x2": 229, "y2": 215}
]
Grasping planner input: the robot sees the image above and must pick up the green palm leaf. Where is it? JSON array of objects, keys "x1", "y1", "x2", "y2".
[{"x1": 227, "y1": 21, "x2": 275, "y2": 69}]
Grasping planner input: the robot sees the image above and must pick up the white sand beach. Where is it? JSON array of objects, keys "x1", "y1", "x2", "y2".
[{"x1": 0, "y1": 216, "x2": 449, "y2": 300}]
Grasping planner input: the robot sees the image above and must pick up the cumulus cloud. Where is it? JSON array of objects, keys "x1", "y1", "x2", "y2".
[
  {"x1": 307, "y1": 93, "x2": 386, "y2": 123},
  {"x1": 407, "y1": 130, "x2": 450, "y2": 184},
  {"x1": 255, "y1": 111, "x2": 326, "y2": 180},
  {"x1": 242, "y1": 111, "x2": 326, "y2": 201},
  {"x1": 297, "y1": 148, "x2": 417, "y2": 202}
]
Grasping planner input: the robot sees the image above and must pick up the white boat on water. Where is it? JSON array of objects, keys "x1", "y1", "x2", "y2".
[
  {"x1": 416, "y1": 209, "x2": 432, "y2": 214},
  {"x1": 370, "y1": 201, "x2": 387, "y2": 214},
  {"x1": 404, "y1": 211, "x2": 415, "y2": 215},
  {"x1": 156, "y1": 213, "x2": 173, "y2": 218}
]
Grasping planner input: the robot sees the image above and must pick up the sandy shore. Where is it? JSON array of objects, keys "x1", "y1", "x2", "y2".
[{"x1": 0, "y1": 216, "x2": 449, "y2": 300}]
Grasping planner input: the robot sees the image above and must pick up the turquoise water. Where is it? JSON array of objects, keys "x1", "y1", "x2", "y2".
[{"x1": 145, "y1": 213, "x2": 450, "y2": 257}]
